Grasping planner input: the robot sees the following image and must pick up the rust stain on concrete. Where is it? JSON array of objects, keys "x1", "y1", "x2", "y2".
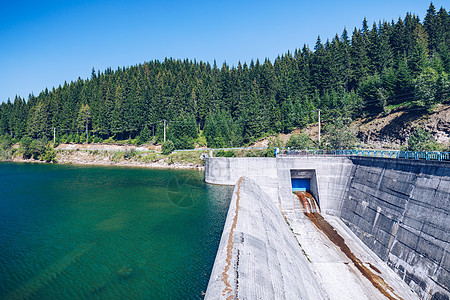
[
  {"x1": 295, "y1": 191, "x2": 403, "y2": 300},
  {"x1": 222, "y1": 177, "x2": 243, "y2": 299}
]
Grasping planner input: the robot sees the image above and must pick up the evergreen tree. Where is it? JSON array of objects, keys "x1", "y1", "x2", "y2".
[
  {"x1": 28, "y1": 101, "x2": 50, "y2": 138},
  {"x1": 77, "y1": 104, "x2": 92, "y2": 141},
  {"x1": 0, "y1": 4, "x2": 447, "y2": 148},
  {"x1": 424, "y1": 2, "x2": 438, "y2": 53}
]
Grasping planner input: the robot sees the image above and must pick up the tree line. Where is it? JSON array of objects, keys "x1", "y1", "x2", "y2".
[{"x1": 0, "y1": 3, "x2": 448, "y2": 149}]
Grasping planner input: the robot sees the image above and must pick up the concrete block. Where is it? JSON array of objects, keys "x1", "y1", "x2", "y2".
[
  {"x1": 410, "y1": 186, "x2": 437, "y2": 203},
  {"x1": 436, "y1": 267, "x2": 450, "y2": 291},
  {"x1": 435, "y1": 166, "x2": 450, "y2": 178},
  {"x1": 416, "y1": 236, "x2": 444, "y2": 265},
  {"x1": 396, "y1": 226, "x2": 419, "y2": 250},
  {"x1": 372, "y1": 213, "x2": 395, "y2": 233},
  {"x1": 402, "y1": 215, "x2": 425, "y2": 233},
  {"x1": 437, "y1": 179, "x2": 450, "y2": 193},
  {"x1": 415, "y1": 176, "x2": 440, "y2": 190},
  {"x1": 442, "y1": 249, "x2": 450, "y2": 271},
  {"x1": 422, "y1": 220, "x2": 450, "y2": 242},
  {"x1": 432, "y1": 190, "x2": 450, "y2": 210}
]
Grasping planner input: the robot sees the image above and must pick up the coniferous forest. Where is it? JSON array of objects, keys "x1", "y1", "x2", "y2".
[{"x1": 1, "y1": 3, "x2": 449, "y2": 149}]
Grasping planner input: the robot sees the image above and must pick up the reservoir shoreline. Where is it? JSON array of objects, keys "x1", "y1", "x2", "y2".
[
  {"x1": 3, "y1": 157, "x2": 205, "y2": 170},
  {"x1": 2, "y1": 148, "x2": 205, "y2": 170}
]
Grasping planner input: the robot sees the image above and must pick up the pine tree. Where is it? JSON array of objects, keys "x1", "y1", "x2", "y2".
[
  {"x1": 28, "y1": 101, "x2": 50, "y2": 138},
  {"x1": 424, "y1": 2, "x2": 438, "y2": 53}
]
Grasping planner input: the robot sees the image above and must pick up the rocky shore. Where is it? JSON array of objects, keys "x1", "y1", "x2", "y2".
[{"x1": 6, "y1": 145, "x2": 205, "y2": 170}]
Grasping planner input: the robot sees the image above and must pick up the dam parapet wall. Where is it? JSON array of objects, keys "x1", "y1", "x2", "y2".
[{"x1": 205, "y1": 156, "x2": 450, "y2": 299}]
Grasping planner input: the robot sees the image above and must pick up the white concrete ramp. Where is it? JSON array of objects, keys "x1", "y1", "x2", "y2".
[
  {"x1": 284, "y1": 193, "x2": 419, "y2": 299},
  {"x1": 205, "y1": 177, "x2": 325, "y2": 299}
]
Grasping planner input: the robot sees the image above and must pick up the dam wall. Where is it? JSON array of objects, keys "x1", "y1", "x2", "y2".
[
  {"x1": 205, "y1": 177, "x2": 325, "y2": 299},
  {"x1": 205, "y1": 156, "x2": 450, "y2": 299},
  {"x1": 340, "y1": 157, "x2": 450, "y2": 299},
  {"x1": 204, "y1": 156, "x2": 353, "y2": 215}
]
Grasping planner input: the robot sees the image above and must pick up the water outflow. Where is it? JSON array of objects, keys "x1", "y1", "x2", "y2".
[{"x1": 294, "y1": 192, "x2": 403, "y2": 300}]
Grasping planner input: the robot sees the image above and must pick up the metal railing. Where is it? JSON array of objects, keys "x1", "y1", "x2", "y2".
[{"x1": 280, "y1": 149, "x2": 450, "y2": 161}]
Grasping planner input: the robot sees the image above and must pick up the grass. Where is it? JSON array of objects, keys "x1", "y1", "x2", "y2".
[
  {"x1": 137, "y1": 152, "x2": 164, "y2": 163},
  {"x1": 111, "y1": 151, "x2": 125, "y2": 162},
  {"x1": 384, "y1": 101, "x2": 414, "y2": 113},
  {"x1": 194, "y1": 133, "x2": 207, "y2": 147},
  {"x1": 168, "y1": 151, "x2": 204, "y2": 165}
]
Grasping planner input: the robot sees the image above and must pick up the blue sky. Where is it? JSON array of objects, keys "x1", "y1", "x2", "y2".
[{"x1": 0, "y1": 0, "x2": 446, "y2": 102}]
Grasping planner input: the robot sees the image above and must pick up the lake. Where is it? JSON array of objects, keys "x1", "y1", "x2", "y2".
[{"x1": 0, "y1": 162, "x2": 232, "y2": 299}]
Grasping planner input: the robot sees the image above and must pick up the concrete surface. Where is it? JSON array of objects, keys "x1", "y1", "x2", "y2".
[
  {"x1": 205, "y1": 156, "x2": 450, "y2": 299},
  {"x1": 284, "y1": 193, "x2": 418, "y2": 299},
  {"x1": 340, "y1": 157, "x2": 450, "y2": 299},
  {"x1": 205, "y1": 177, "x2": 325, "y2": 299}
]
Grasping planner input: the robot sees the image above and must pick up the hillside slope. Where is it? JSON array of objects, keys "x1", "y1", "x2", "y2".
[{"x1": 252, "y1": 103, "x2": 450, "y2": 150}]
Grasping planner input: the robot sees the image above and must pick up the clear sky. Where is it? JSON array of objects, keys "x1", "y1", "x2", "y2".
[{"x1": 0, "y1": 0, "x2": 446, "y2": 102}]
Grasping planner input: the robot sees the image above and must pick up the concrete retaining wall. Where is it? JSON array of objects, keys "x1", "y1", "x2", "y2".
[
  {"x1": 340, "y1": 157, "x2": 450, "y2": 300},
  {"x1": 205, "y1": 157, "x2": 279, "y2": 202},
  {"x1": 205, "y1": 177, "x2": 325, "y2": 299},
  {"x1": 276, "y1": 156, "x2": 354, "y2": 215},
  {"x1": 205, "y1": 156, "x2": 450, "y2": 299},
  {"x1": 204, "y1": 156, "x2": 354, "y2": 215}
]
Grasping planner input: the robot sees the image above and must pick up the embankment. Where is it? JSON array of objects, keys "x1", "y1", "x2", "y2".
[
  {"x1": 7, "y1": 148, "x2": 204, "y2": 169},
  {"x1": 205, "y1": 156, "x2": 450, "y2": 299}
]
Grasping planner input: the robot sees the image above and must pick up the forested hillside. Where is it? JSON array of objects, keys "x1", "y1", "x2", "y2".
[{"x1": 1, "y1": 3, "x2": 448, "y2": 149}]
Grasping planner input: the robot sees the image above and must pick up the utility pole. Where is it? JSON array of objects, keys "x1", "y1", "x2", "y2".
[
  {"x1": 53, "y1": 128, "x2": 56, "y2": 144},
  {"x1": 318, "y1": 109, "x2": 321, "y2": 145},
  {"x1": 163, "y1": 119, "x2": 166, "y2": 142},
  {"x1": 86, "y1": 119, "x2": 89, "y2": 143}
]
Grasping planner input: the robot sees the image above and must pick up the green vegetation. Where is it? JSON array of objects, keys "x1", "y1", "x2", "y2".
[
  {"x1": 0, "y1": 4, "x2": 448, "y2": 150},
  {"x1": 323, "y1": 118, "x2": 358, "y2": 150},
  {"x1": 161, "y1": 140, "x2": 175, "y2": 155},
  {"x1": 168, "y1": 151, "x2": 204, "y2": 165},
  {"x1": 405, "y1": 127, "x2": 443, "y2": 151},
  {"x1": 286, "y1": 133, "x2": 314, "y2": 149},
  {"x1": 0, "y1": 135, "x2": 13, "y2": 160},
  {"x1": 215, "y1": 150, "x2": 236, "y2": 157},
  {"x1": 13, "y1": 136, "x2": 58, "y2": 162}
]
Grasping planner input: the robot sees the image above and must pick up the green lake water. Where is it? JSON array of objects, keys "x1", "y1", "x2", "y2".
[{"x1": 0, "y1": 162, "x2": 233, "y2": 299}]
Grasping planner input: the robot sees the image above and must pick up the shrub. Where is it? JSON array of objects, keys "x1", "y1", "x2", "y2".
[
  {"x1": 93, "y1": 136, "x2": 103, "y2": 143},
  {"x1": 19, "y1": 136, "x2": 33, "y2": 158},
  {"x1": 268, "y1": 135, "x2": 284, "y2": 148},
  {"x1": 324, "y1": 118, "x2": 357, "y2": 150},
  {"x1": 407, "y1": 127, "x2": 441, "y2": 151},
  {"x1": 43, "y1": 144, "x2": 57, "y2": 162},
  {"x1": 286, "y1": 133, "x2": 313, "y2": 149},
  {"x1": 30, "y1": 138, "x2": 47, "y2": 159},
  {"x1": 162, "y1": 140, "x2": 175, "y2": 155},
  {"x1": 112, "y1": 151, "x2": 125, "y2": 162},
  {"x1": 223, "y1": 150, "x2": 235, "y2": 157},
  {"x1": 124, "y1": 148, "x2": 137, "y2": 159},
  {"x1": 215, "y1": 150, "x2": 236, "y2": 157}
]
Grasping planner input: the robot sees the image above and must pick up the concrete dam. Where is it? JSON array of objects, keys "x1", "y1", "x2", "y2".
[{"x1": 204, "y1": 156, "x2": 450, "y2": 300}]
